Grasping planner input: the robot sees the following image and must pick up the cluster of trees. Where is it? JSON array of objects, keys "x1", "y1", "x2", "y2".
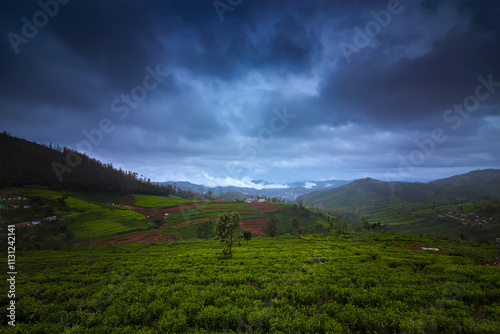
[
  {"x1": 361, "y1": 217, "x2": 386, "y2": 231},
  {"x1": 264, "y1": 217, "x2": 280, "y2": 237},
  {"x1": 0, "y1": 196, "x2": 59, "y2": 224},
  {"x1": 14, "y1": 223, "x2": 74, "y2": 250},
  {"x1": 315, "y1": 210, "x2": 340, "y2": 226},
  {"x1": 0, "y1": 132, "x2": 173, "y2": 195},
  {"x1": 291, "y1": 203, "x2": 310, "y2": 217}
]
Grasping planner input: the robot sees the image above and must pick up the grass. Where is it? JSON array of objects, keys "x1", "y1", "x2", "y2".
[
  {"x1": 264, "y1": 203, "x2": 339, "y2": 234},
  {"x1": 133, "y1": 194, "x2": 201, "y2": 207},
  {"x1": 6, "y1": 232, "x2": 500, "y2": 333},
  {"x1": 162, "y1": 203, "x2": 264, "y2": 240},
  {"x1": 164, "y1": 208, "x2": 209, "y2": 227},
  {"x1": 63, "y1": 197, "x2": 149, "y2": 241},
  {"x1": 198, "y1": 203, "x2": 261, "y2": 219},
  {"x1": 392, "y1": 220, "x2": 459, "y2": 234}
]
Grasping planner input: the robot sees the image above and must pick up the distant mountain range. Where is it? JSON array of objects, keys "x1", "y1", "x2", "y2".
[
  {"x1": 297, "y1": 169, "x2": 500, "y2": 210},
  {"x1": 3, "y1": 133, "x2": 498, "y2": 208},
  {"x1": 162, "y1": 179, "x2": 351, "y2": 201}
]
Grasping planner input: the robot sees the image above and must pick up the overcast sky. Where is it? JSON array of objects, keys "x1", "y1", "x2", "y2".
[{"x1": 1, "y1": 0, "x2": 499, "y2": 187}]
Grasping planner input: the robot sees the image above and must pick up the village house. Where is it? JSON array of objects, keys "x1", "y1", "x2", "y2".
[{"x1": 15, "y1": 220, "x2": 42, "y2": 227}]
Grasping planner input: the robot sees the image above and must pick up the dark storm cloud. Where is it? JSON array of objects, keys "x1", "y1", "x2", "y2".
[
  {"x1": 318, "y1": 0, "x2": 500, "y2": 131},
  {"x1": 0, "y1": 0, "x2": 499, "y2": 184}
]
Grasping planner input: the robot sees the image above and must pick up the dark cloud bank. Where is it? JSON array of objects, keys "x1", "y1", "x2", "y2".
[{"x1": 1, "y1": 0, "x2": 499, "y2": 186}]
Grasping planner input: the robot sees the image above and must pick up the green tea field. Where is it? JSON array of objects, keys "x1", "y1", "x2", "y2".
[{"x1": 2, "y1": 232, "x2": 499, "y2": 333}]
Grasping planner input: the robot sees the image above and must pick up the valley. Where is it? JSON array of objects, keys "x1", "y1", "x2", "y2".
[{"x1": 1, "y1": 134, "x2": 499, "y2": 333}]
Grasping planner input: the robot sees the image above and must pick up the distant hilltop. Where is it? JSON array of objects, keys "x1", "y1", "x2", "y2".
[{"x1": 297, "y1": 169, "x2": 500, "y2": 210}]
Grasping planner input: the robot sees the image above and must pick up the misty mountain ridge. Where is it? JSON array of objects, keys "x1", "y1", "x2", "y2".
[
  {"x1": 162, "y1": 179, "x2": 352, "y2": 201},
  {"x1": 298, "y1": 169, "x2": 500, "y2": 210}
]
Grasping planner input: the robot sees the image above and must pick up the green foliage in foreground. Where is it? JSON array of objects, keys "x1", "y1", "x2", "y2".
[
  {"x1": 3, "y1": 232, "x2": 500, "y2": 333},
  {"x1": 132, "y1": 194, "x2": 201, "y2": 208}
]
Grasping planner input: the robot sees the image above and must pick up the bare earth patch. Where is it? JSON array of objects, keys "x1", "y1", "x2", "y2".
[
  {"x1": 250, "y1": 202, "x2": 278, "y2": 213},
  {"x1": 476, "y1": 261, "x2": 500, "y2": 267},
  {"x1": 240, "y1": 218, "x2": 268, "y2": 236}
]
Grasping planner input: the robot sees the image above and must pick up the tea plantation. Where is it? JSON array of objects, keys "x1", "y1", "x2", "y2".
[{"x1": 2, "y1": 232, "x2": 500, "y2": 333}]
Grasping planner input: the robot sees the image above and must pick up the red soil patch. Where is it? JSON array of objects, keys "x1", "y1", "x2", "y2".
[
  {"x1": 250, "y1": 202, "x2": 278, "y2": 213},
  {"x1": 476, "y1": 261, "x2": 500, "y2": 267},
  {"x1": 240, "y1": 218, "x2": 268, "y2": 236},
  {"x1": 81, "y1": 231, "x2": 182, "y2": 246},
  {"x1": 124, "y1": 203, "x2": 204, "y2": 220}
]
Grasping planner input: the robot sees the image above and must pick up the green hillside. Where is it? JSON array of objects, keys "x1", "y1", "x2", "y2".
[
  {"x1": 262, "y1": 203, "x2": 352, "y2": 235},
  {"x1": 218, "y1": 191, "x2": 247, "y2": 201},
  {"x1": 297, "y1": 171, "x2": 500, "y2": 242},
  {"x1": 0, "y1": 188, "x2": 149, "y2": 244},
  {"x1": 0, "y1": 187, "x2": 345, "y2": 248},
  {"x1": 162, "y1": 202, "x2": 339, "y2": 240},
  {"x1": 5, "y1": 233, "x2": 499, "y2": 332},
  {"x1": 133, "y1": 194, "x2": 201, "y2": 207},
  {"x1": 429, "y1": 169, "x2": 500, "y2": 187},
  {"x1": 299, "y1": 178, "x2": 434, "y2": 211},
  {"x1": 299, "y1": 170, "x2": 500, "y2": 211}
]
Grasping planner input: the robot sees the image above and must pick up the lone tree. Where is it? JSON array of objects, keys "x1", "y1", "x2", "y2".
[
  {"x1": 292, "y1": 217, "x2": 302, "y2": 236},
  {"x1": 243, "y1": 230, "x2": 252, "y2": 244},
  {"x1": 361, "y1": 217, "x2": 371, "y2": 230},
  {"x1": 214, "y1": 211, "x2": 241, "y2": 258},
  {"x1": 334, "y1": 215, "x2": 345, "y2": 234}
]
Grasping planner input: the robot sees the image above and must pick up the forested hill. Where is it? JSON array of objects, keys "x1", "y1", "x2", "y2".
[
  {"x1": 0, "y1": 132, "x2": 171, "y2": 195},
  {"x1": 428, "y1": 169, "x2": 500, "y2": 187},
  {"x1": 298, "y1": 170, "x2": 500, "y2": 210}
]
